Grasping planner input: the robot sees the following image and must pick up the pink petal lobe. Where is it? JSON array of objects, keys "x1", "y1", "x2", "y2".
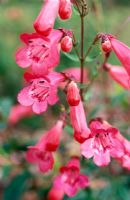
[
  {"x1": 38, "y1": 152, "x2": 54, "y2": 173},
  {"x1": 81, "y1": 138, "x2": 95, "y2": 159},
  {"x1": 32, "y1": 101, "x2": 47, "y2": 114},
  {"x1": 26, "y1": 147, "x2": 38, "y2": 163},
  {"x1": 93, "y1": 150, "x2": 111, "y2": 167},
  {"x1": 15, "y1": 47, "x2": 31, "y2": 68},
  {"x1": 78, "y1": 174, "x2": 90, "y2": 189},
  {"x1": 17, "y1": 86, "x2": 33, "y2": 106}
]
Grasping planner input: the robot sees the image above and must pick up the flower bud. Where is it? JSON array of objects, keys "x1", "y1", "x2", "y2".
[
  {"x1": 101, "y1": 40, "x2": 112, "y2": 53},
  {"x1": 67, "y1": 81, "x2": 80, "y2": 106},
  {"x1": 61, "y1": 36, "x2": 73, "y2": 52},
  {"x1": 59, "y1": 0, "x2": 72, "y2": 20}
]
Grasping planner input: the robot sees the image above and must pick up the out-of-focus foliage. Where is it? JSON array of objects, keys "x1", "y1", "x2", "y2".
[{"x1": 0, "y1": 0, "x2": 130, "y2": 200}]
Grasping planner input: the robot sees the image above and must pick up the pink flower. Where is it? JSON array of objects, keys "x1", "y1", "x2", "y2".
[
  {"x1": 67, "y1": 81, "x2": 80, "y2": 106},
  {"x1": 48, "y1": 176, "x2": 64, "y2": 200},
  {"x1": 109, "y1": 37, "x2": 130, "y2": 77},
  {"x1": 15, "y1": 30, "x2": 63, "y2": 74},
  {"x1": 81, "y1": 118, "x2": 124, "y2": 166},
  {"x1": 26, "y1": 120, "x2": 63, "y2": 173},
  {"x1": 59, "y1": 0, "x2": 72, "y2": 20},
  {"x1": 34, "y1": 0, "x2": 60, "y2": 36},
  {"x1": 61, "y1": 36, "x2": 72, "y2": 52},
  {"x1": 8, "y1": 104, "x2": 33, "y2": 125},
  {"x1": 70, "y1": 101, "x2": 90, "y2": 143},
  {"x1": 18, "y1": 72, "x2": 65, "y2": 114},
  {"x1": 49, "y1": 157, "x2": 89, "y2": 198},
  {"x1": 116, "y1": 137, "x2": 130, "y2": 170},
  {"x1": 105, "y1": 63, "x2": 130, "y2": 90}
]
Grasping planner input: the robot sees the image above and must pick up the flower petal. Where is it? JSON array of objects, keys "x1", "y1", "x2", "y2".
[
  {"x1": 17, "y1": 86, "x2": 33, "y2": 106},
  {"x1": 38, "y1": 152, "x2": 54, "y2": 173},
  {"x1": 93, "y1": 150, "x2": 110, "y2": 166},
  {"x1": 32, "y1": 100, "x2": 47, "y2": 114},
  {"x1": 81, "y1": 138, "x2": 94, "y2": 159},
  {"x1": 15, "y1": 47, "x2": 31, "y2": 68}
]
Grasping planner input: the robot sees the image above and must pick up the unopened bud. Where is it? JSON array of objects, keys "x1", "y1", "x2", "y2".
[
  {"x1": 61, "y1": 36, "x2": 73, "y2": 52},
  {"x1": 101, "y1": 40, "x2": 112, "y2": 53},
  {"x1": 59, "y1": 0, "x2": 72, "y2": 20},
  {"x1": 67, "y1": 81, "x2": 80, "y2": 106}
]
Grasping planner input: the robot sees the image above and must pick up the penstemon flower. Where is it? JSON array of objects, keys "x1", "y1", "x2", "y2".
[
  {"x1": 18, "y1": 72, "x2": 65, "y2": 114},
  {"x1": 8, "y1": 104, "x2": 33, "y2": 125},
  {"x1": 48, "y1": 176, "x2": 64, "y2": 200},
  {"x1": 48, "y1": 157, "x2": 89, "y2": 198},
  {"x1": 81, "y1": 118, "x2": 124, "y2": 166},
  {"x1": 26, "y1": 120, "x2": 63, "y2": 173},
  {"x1": 15, "y1": 30, "x2": 63, "y2": 74}
]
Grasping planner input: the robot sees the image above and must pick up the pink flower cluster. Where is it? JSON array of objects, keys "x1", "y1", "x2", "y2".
[
  {"x1": 14, "y1": 1, "x2": 90, "y2": 198},
  {"x1": 15, "y1": 1, "x2": 73, "y2": 115},
  {"x1": 13, "y1": 0, "x2": 130, "y2": 199}
]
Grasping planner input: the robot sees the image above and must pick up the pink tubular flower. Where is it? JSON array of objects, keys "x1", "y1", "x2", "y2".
[
  {"x1": 15, "y1": 30, "x2": 63, "y2": 74},
  {"x1": 49, "y1": 157, "x2": 89, "y2": 198},
  {"x1": 81, "y1": 118, "x2": 124, "y2": 167},
  {"x1": 70, "y1": 101, "x2": 90, "y2": 143},
  {"x1": 8, "y1": 104, "x2": 33, "y2": 125},
  {"x1": 105, "y1": 63, "x2": 130, "y2": 90},
  {"x1": 26, "y1": 120, "x2": 63, "y2": 173},
  {"x1": 59, "y1": 0, "x2": 72, "y2": 20},
  {"x1": 67, "y1": 81, "x2": 80, "y2": 106},
  {"x1": 109, "y1": 37, "x2": 130, "y2": 77},
  {"x1": 116, "y1": 137, "x2": 130, "y2": 170},
  {"x1": 61, "y1": 36, "x2": 73, "y2": 52},
  {"x1": 48, "y1": 176, "x2": 64, "y2": 200},
  {"x1": 18, "y1": 72, "x2": 65, "y2": 114},
  {"x1": 34, "y1": 0, "x2": 60, "y2": 36}
]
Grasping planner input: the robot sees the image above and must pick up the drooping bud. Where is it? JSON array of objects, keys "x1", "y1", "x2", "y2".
[
  {"x1": 59, "y1": 0, "x2": 72, "y2": 20},
  {"x1": 67, "y1": 81, "x2": 80, "y2": 106},
  {"x1": 61, "y1": 36, "x2": 73, "y2": 52}
]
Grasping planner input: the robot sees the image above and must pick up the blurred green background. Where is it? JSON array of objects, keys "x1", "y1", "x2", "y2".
[{"x1": 0, "y1": 0, "x2": 130, "y2": 200}]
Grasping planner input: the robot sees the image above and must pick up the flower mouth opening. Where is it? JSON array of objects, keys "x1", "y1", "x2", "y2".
[{"x1": 29, "y1": 79, "x2": 50, "y2": 102}]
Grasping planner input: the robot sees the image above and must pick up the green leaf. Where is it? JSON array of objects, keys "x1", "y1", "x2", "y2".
[
  {"x1": 63, "y1": 52, "x2": 79, "y2": 62},
  {"x1": 3, "y1": 171, "x2": 31, "y2": 200},
  {"x1": 64, "y1": 125, "x2": 73, "y2": 135},
  {"x1": 0, "y1": 98, "x2": 12, "y2": 118}
]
